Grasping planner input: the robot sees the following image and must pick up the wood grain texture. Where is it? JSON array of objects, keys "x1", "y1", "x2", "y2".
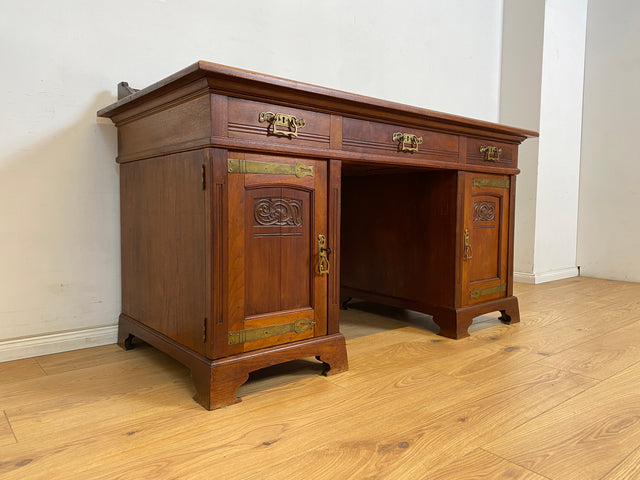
[
  {"x1": 602, "y1": 446, "x2": 640, "y2": 480},
  {"x1": 424, "y1": 449, "x2": 549, "y2": 479},
  {"x1": 97, "y1": 61, "x2": 538, "y2": 143},
  {"x1": 120, "y1": 150, "x2": 207, "y2": 354},
  {"x1": 1, "y1": 277, "x2": 638, "y2": 479},
  {"x1": 485, "y1": 361, "x2": 640, "y2": 480},
  {"x1": 0, "y1": 358, "x2": 45, "y2": 384}
]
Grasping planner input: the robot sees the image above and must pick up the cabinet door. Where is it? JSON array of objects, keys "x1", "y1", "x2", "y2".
[
  {"x1": 461, "y1": 173, "x2": 511, "y2": 306},
  {"x1": 224, "y1": 153, "x2": 328, "y2": 354}
]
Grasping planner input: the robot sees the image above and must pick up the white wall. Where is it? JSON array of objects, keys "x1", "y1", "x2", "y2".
[
  {"x1": 500, "y1": 0, "x2": 545, "y2": 276},
  {"x1": 532, "y1": 0, "x2": 588, "y2": 280},
  {"x1": 0, "y1": 0, "x2": 505, "y2": 360},
  {"x1": 577, "y1": 0, "x2": 640, "y2": 282},
  {"x1": 501, "y1": 0, "x2": 588, "y2": 284}
]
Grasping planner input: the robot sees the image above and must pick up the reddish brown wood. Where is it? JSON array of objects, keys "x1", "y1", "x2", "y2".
[
  {"x1": 460, "y1": 172, "x2": 511, "y2": 307},
  {"x1": 120, "y1": 150, "x2": 208, "y2": 355},
  {"x1": 342, "y1": 117, "x2": 459, "y2": 163},
  {"x1": 327, "y1": 159, "x2": 342, "y2": 335},
  {"x1": 118, "y1": 313, "x2": 347, "y2": 410},
  {"x1": 507, "y1": 175, "x2": 517, "y2": 298},
  {"x1": 341, "y1": 170, "x2": 458, "y2": 307},
  {"x1": 431, "y1": 296, "x2": 520, "y2": 340},
  {"x1": 227, "y1": 97, "x2": 331, "y2": 148},
  {"x1": 97, "y1": 61, "x2": 538, "y2": 142},
  {"x1": 99, "y1": 62, "x2": 537, "y2": 409},
  {"x1": 225, "y1": 153, "x2": 328, "y2": 354},
  {"x1": 192, "y1": 333, "x2": 348, "y2": 410},
  {"x1": 466, "y1": 137, "x2": 517, "y2": 168}
]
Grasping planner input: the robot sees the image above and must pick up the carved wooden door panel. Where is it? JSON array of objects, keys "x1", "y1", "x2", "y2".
[
  {"x1": 461, "y1": 173, "x2": 511, "y2": 306},
  {"x1": 223, "y1": 152, "x2": 328, "y2": 355}
]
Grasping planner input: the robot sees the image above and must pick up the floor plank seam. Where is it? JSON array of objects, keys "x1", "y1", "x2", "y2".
[
  {"x1": 530, "y1": 356, "x2": 607, "y2": 381},
  {"x1": 3, "y1": 410, "x2": 18, "y2": 444},
  {"x1": 478, "y1": 447, "x2": 554, "y2": 480},
  {"x1": 474, "y1": 372, "x2": 603, "y2": 452},
  {"x1": 599, "y1": 444, "x2": 640, "y2": 480},
  {"x1": 33, "y1": 358, "x2": 49, "y2": 376}
]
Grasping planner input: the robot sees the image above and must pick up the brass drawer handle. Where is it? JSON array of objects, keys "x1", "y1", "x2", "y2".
[
  {"x1": 392, "y1": 132, "x2": 423, "y2": 152},
  {"x1": 259, "y1": 111, "x2": 306, "y2": 137},
  {"x1": 318, "y1": 234, "x2": 330, "y2": 275},
  {"x1": 463, "y1": 228, "x2": 472, "y2": 260},
  {"x1": 480, "y1": 145, "x2": 502, "y2": 162}
]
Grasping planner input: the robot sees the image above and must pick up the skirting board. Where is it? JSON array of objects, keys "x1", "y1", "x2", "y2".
[
  {"x1": 514, "y1": 267, "x2": 579, "y2": 284},
  {"x1": 0, "y1": 325, "x2": 118, "y2": 363}
]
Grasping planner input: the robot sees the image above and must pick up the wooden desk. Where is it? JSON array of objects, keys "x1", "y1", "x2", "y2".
[{"x1": 98, "y1": 62, "x2": 537, "y2": 409}]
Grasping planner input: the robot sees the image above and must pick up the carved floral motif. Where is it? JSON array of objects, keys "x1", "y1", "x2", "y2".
[
  {"x1": 254, "y1": 198, "x2": 303, "y2": 226},
  {"x1": 474, "y1": 201, "x2": 496, "y2": 222}
]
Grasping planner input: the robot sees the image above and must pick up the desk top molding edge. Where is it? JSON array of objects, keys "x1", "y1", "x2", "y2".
[{"x1": 97, "y1": 61, "x2": 538, "y2": 169}]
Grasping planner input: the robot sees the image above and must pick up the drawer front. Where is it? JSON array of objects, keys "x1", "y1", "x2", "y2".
[
  {"x1": 342, "y1": 117, "x2": 459, "y2": 162},
  {"x1": 466, "y1": 137, "x2": 516, "y2": 168},
  {"x1": 227, "y1": 98, "x2": 331, "y2": 148}
]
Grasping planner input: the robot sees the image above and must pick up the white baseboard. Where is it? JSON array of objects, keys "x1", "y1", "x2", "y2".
[
  {"x1": 514, "y1": 267, "x2": 580, "y2": 284},
  {"x1": 0, "y1": 325, "x2": 118, "y2": 363}
]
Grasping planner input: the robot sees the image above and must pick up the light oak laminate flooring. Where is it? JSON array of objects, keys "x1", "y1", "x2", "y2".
[{"x1": 1, "y1": 277, "x2": 639, "y2": 479}]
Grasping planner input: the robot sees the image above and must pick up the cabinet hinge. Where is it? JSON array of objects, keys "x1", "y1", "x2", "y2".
[
  {"x1": 203, "y1": 318, "x2": 207, "y2": 342},
  {"x1": 469, "y1": 283, "x2": 507, "y2": 299},
  {"x1": 228, "y1": 319, "x2": 315, "y2": 345},
  {"x1": 202, "y1": 165, "x2": 206, "y2": 190}
]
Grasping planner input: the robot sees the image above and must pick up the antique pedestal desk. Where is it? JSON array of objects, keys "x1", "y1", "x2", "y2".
[{"x1": 98, "y1": 62, "x2": 537, "y2": 409}]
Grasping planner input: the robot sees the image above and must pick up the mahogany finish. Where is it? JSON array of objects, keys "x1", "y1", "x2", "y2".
[{"x1": 98, "y1": 61, "x2": 536, "y2": 409}]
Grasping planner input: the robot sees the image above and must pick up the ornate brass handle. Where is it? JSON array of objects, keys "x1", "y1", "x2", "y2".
[
  {"x1": 259, "y1": 111, "x2": 306, "y2": 137},
  {"x1": 463, "y1": 228, "x2": 473, "y2": 260},
  {"x1": 480, "y1": 145, "x2": 502, "y2": 162},
  {"x1": 392, "y1": 132, "x2": 423, "y2": 152},
  {"x1": 318, "y1": 234, "x2": 330, "y2": 275}
]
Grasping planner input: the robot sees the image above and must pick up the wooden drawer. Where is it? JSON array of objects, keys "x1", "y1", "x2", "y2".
[
  {"x1": 227, "y1": 97, "x2": 331, "y2": 148},
  {"x1": 466, "y1": 137, "x2": 517, "y2": 168},
  {"x1": 342, "y1": 117, "x2": 459, "y2": 163}
]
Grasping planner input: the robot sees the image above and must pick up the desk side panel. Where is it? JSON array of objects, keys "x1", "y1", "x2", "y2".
[{"x1": 120, "y1": 151, "x2": 208, "y2": 355}]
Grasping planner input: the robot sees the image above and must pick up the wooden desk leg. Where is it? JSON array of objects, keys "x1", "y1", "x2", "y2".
[
  {"x1": 117, "y1": 314, "x2": 348, "y2": 410},
  {"x1": 433, "y1": 296, "x2": 521, "y2": 339},
  {"x1": 193, "y1": 335, "x2": 348, "y2": 410},
  {"x1": 499, "y1": 297, "x2": 521, "y2": 324},
  {"x1": 191, "y1": 362, "x2": 247, "y2": 410},
  {"x1": 433, "y1": 310, "x2": 473, "y2": 340}
]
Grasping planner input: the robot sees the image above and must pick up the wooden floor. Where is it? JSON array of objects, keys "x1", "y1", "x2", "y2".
[{"x1": 1, "y1": 277, "x2": 640, "y2": 479}]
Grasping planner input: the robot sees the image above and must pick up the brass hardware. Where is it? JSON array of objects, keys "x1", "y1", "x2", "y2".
[
  {"x1": 259, "y1": 111, "x2": 306, "y2": 137},
  {"x1": 480, "y1": 145, "x2": 502, "y2": 162},
  {"x1": 392, "y1": 132, "x2": 423, "y2": 152},
  {"x1": 294, "y1": 163, "x2": 314, "y2": 177},
  {"x1": 228, "y1": 318, "x2": 315, "y2": 345},
  {"x1": 318, "y1": 234, "x2": 330, "y2": 275},
  {"x1": 227, "y1": 159, "x2": 314, "y2": 178},
  {"x1": 463, "y1": 228, "x2": 472, "y2": 261},
  {"x1": 469, "y1": 283, "x2": 507, "y2": 299},
  {"x1": 473, "y1": 177, "x2": 510, "y2": 189}
]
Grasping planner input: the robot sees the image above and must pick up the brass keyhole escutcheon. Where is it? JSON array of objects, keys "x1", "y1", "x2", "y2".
[
  {"x1": 463, "y1": 228, "x2": 473, "y2": 261},
  {"x1": 318, "y1": 234, "x2": 330, "y2": 275}
]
